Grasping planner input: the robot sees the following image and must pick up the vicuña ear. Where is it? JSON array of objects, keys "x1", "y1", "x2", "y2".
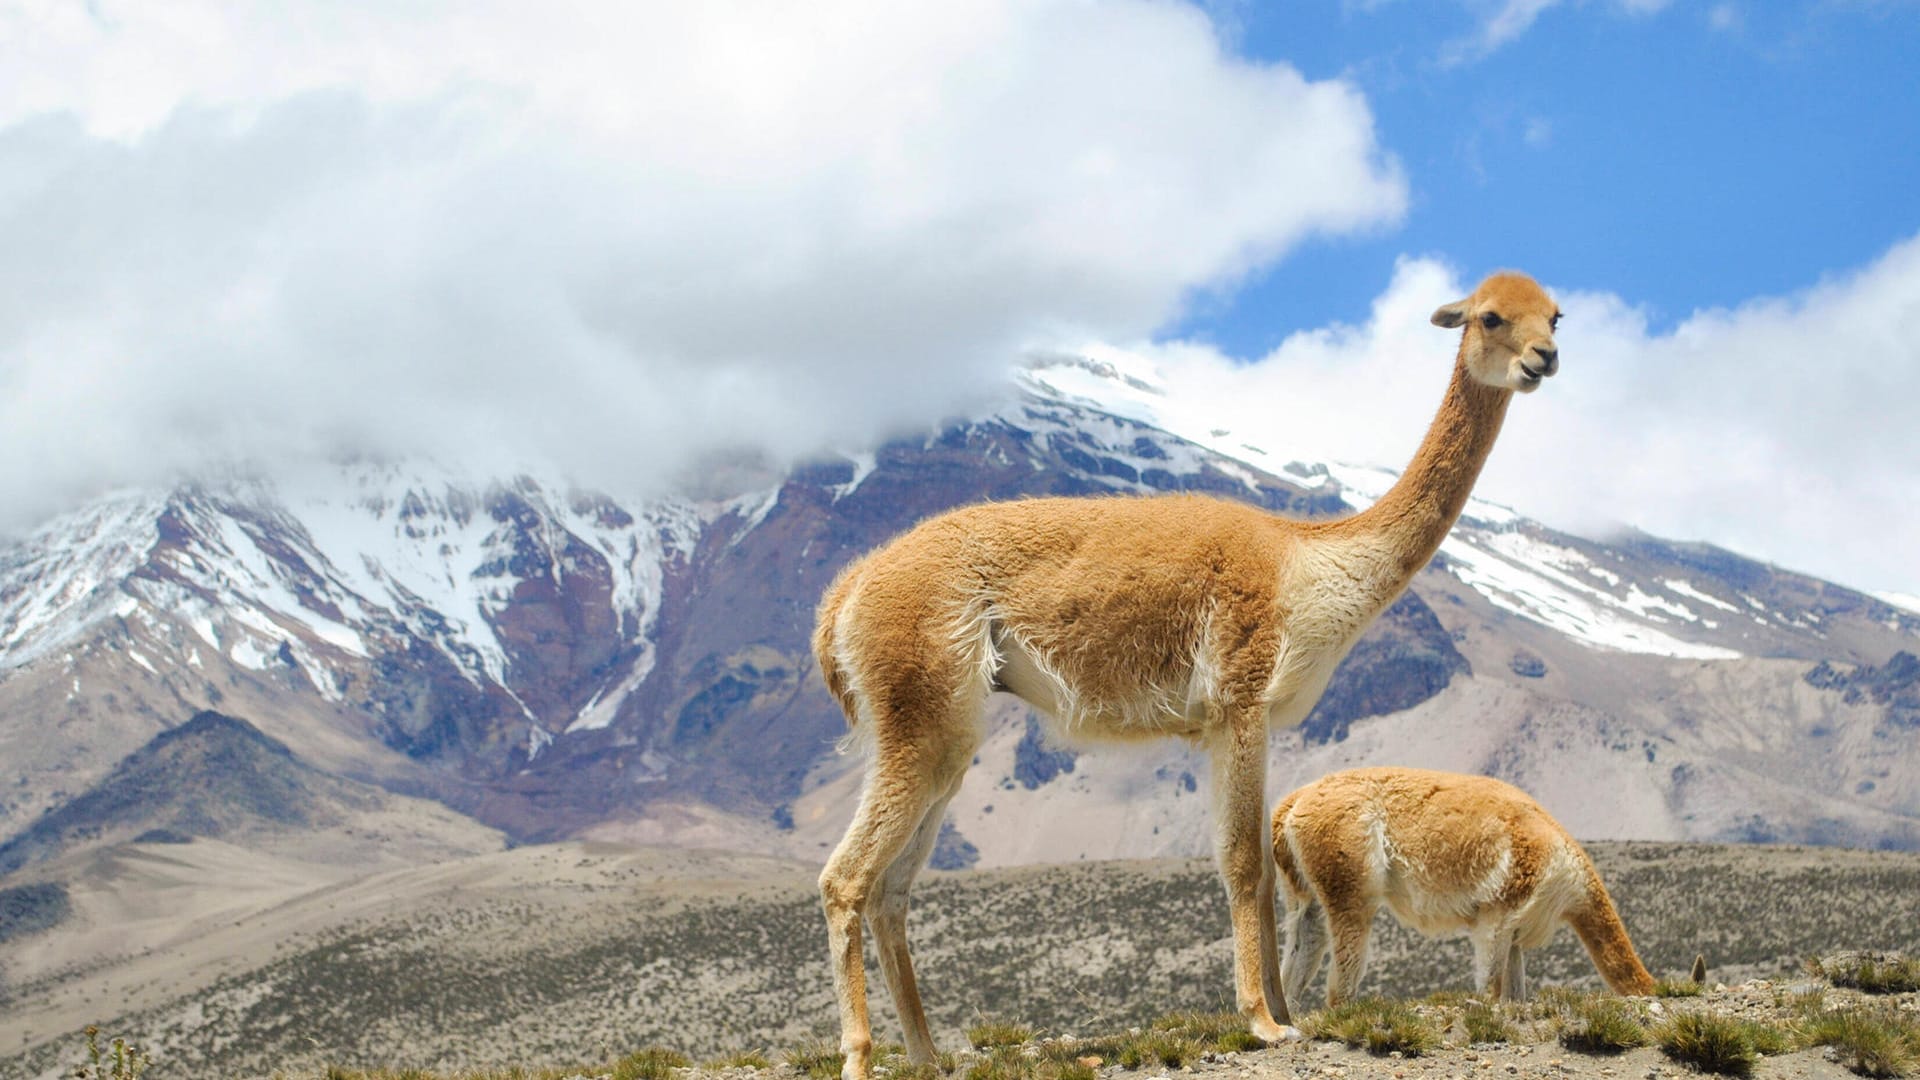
[{"x1": 1431, "y1": 300, "x2": 1469, "y2": 328}]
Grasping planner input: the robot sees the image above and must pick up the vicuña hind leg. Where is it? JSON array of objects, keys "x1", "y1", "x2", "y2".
[
  {"x1": 868, "y1": 782, "x2": 961, "y2": 1066},
  {"x1": 1323, "y1": 899, "x2": 1378, "y2": 1006},
  {"x1": 1505, "y1": 942, "x2": 1528, "y2": 1002},
  {"x1": 821, "y1": 752, "x2": 958, "y2": 1080},
  {"x1": 1470, "y1": 922, "x2": 1518, "y2": 1001},
  {"x1": 1209, "y1": 717, "x2": 1295, "y2": 1039},
  {"x1": 1280, "y1": 898, "x2": 1329, "y2": 1011}
]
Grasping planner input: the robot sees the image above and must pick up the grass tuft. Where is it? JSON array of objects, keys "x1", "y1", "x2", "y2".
[
  {"x1": 1820, "y1": 954, "x2": 1920, "y2": 995},
  {"x1": 1800, "y1": 1005, "x2": 1920, "y2": 1078},
  {"x1": 1652, "y1": 1013, "x2": 1760, "y2": 1076},
  {"x1": 1306, "y1": 998, "x2": 1440, "y2": 1058},
  {"x1": 710, "y1": 1050, "x2": 774, "y2": 1070},
  {"x1": 1654, "y1": 978, "x2": 1704, "y2": 998},
  {"x1": 611, "y1": 1047, "x2": 691, "y2": 1080},
  {"x1": 967, "y1": 1022, "x2": 1035, "y2": 1051},
  {"x1": 967, "y1": 1060, "x2": 1093, "y2": 1080},
  {"x1": 1462, "y1": 1002, "x2": 1519, "y2": 1045},
  {"x1": 784, "y1": 1037, "x2": 847, "y2": 1080},
  {"x1": 1557, "y1": 998, "x2": 1649, "y2": 1055}
]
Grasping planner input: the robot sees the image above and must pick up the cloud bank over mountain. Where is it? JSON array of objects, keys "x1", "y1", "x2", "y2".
[
  {"x1": 0, "y1": 0, "x2": 1404, "y2": 526},
  {"x1": 4, "y1": 0, "x2": 1914, "y2": 597}
]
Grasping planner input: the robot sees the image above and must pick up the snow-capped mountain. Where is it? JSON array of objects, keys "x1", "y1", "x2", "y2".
[{"x1": 2, "y1": 356, "x2": 1918, "y2": 873}]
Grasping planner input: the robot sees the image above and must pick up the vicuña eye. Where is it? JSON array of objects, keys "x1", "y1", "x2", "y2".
[
  {"x1": 1480, "y1": 312, "x2": 1504, "y2": 330},
  {"x1": 1550, "y1": 313, "x2": 1562, "y2": 330}
]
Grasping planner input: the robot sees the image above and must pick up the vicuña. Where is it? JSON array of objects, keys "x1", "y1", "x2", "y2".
[
  {"x1": 1271, "y1": 766, "x2": 1657, "y2": 1004},
  {"x1": 811, "y1": 272, "x2": 1563, "y2": 1079}
]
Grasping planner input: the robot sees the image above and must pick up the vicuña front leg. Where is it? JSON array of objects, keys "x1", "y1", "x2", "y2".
[{"x1": 1210, "y1": 717, "x2": 1297, "y2": 1041}]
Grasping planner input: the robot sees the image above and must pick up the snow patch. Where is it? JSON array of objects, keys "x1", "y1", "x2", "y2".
[
  {"x1": 1440, "y1": 531, "x2": 1740, "y2": 660},
  {"x1": 1874, "y1": 591, "x2": 1920, "y2": 616},
  {"x1": 1664, "y1": 578, "x2": 1740, "y2": 613},
  {"x1": 830, "y1": 452, "x2": 878, "y2": 502}
]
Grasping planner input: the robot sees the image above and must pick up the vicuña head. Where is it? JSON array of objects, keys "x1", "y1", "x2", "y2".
[
  {"x1": 812, "y1": 271, "x2": 1564, "y2": 1080},
  {"x1": 1432, "y1": 271, "x2": 1563, "y2": 394},
  {"x1": 1272, "y1": 766, "x2": 1656, "y2": 1006}
]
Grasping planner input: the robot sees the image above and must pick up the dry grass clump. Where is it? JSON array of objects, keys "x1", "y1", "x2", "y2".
[
  {"x1": 783, "y1": 1037, "x2": 846, "y2": 1080},
  {"x1": 1800, "y1": 1004, "x2": 1920, "y2": 1078},
  {"x1": 611, "y1": 1047, "x2": 691, "y2": 1080},
  {"x1": 1148, "y1": 1010, "x2": 1268, "y2": 1054},
  {"x1": 1650, "y1": 1012, "x2": 1761, "y2": 1076},
  {"x1": 967, "y1": 1022, "x2": 1035, "y2": 1051},
  {"x1": 1817, "y1": 953, "x2": 1920, "y2": 995},
  {"x1": 960, "y1": 1054, "x2": 1094, "y2": 1080},
  {"x1": 1556, "y1": 997, "x2": 1648, "y2": 1055},
  {"x1": 1653, "y1": 977, "x2": 1704, "y2": 998},
  {"x1": 708, "y1": 1050, "x2": 773, "y2": 1070},
  {"x1": 1304, "y1": 998, "x2": 1440, "y2": 1057},
  {"x1": 959, "y1": 1010, "x2": 1261, "y2": 1079},
  {"x1": 1461, "y1": 1002, "x2": 1520, "y2": 1045}
]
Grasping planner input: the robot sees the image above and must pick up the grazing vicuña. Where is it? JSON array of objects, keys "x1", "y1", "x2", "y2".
[{"x1": 1272, "y1": 766, "x2": 1656, "y2": 1005}]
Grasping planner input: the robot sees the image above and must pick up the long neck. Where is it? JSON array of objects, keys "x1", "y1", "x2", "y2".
[{"x1": 1321, "y1": 353, "x2": 1513, "y2": 582}]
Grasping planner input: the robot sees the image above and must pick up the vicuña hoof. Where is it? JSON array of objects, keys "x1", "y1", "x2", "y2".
[{"x1": 1250, "y1": 1016, "x2": 1304, "y2": 1044}]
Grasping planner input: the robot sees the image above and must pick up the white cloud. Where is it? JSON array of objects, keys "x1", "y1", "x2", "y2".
[
  {"x1": 1440, "y1": 0, "x2": 1672, "y2": 66},
  {"x1": 1113, "y1": 238, "x2": 1920, "y2": 598},
  {"x1": 0, "y1": 0, "x2": 1406, "y2": 529}
]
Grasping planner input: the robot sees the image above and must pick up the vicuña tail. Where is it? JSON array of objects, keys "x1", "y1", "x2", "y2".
[
  {"x1": 1270, "y1": 790, "x2": 1310, "y2": 900},
  {"x1": 813, "y1": 570, "x2": 861, "y2": 728},
  {"x1": 1565, "y1": 861, "x2": 1656, "y2": 996}
]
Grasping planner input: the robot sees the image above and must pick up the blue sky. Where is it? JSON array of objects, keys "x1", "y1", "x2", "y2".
[
  {"x1": 1, "y1": 0, "x2": 1917, "y2": 598},
  {"x1": 1177, "y1": 1, "x2": 1920, "y2": 355}
]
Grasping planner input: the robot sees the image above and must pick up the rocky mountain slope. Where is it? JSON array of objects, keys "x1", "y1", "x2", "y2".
[
  {"x1": 2, "y1": 355, "x2": 1918, "y2": 877},
  {"x1": 0, "y1": 710, "x2": 500, "y2": 877}
]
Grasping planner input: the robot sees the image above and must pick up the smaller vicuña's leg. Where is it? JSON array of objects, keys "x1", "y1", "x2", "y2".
[
  {"x1": 868, "y1": 786, "x2": 959, "y2": 1066},
  {"x1": 1280, "y1": 898, "x2": 1329, "y2": 1011},
  {"x1": 1470, "y1": 922, "x2": 1517, "y2": 1001},
  {"x1": 1505, "y1": 943, "x2": 1528, "y2": 1002},
  {"x1": 1323, "y1": 899, "x2": 1377, "y2": 1006}
]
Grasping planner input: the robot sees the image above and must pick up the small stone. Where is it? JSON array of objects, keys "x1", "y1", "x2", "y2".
[
  {"x1": 1548, "y1": 1059, "x2": 1562, "y2": 1069},
  {"x1": 1389, "y1": 1051, "x2": 1404, "y2": 1060},
  {"x1": 1506, "y1": 1066, "x2": 1519, "y2": 1074}
]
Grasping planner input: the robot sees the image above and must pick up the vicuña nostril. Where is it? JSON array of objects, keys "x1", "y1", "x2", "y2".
[{"x1": 1531, "y1": 346, "x2": 1558, "y2": 375}]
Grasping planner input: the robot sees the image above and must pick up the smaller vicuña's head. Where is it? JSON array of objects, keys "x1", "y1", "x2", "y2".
[{"x1": 1431, "y1": 271, "x2": 1562, "y2": 394}]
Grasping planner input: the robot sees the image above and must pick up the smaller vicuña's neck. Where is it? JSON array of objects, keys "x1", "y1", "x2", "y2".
[{"x1": 1323, "y1": 358, "x2": 1512, "y2": 584}]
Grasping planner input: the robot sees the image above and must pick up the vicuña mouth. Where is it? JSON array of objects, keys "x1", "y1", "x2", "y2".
[{"x1": 1519, "y1": 362, "x2": 1546, "y2": 382}]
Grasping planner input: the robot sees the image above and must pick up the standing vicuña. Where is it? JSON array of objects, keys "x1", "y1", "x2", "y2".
[
  {"x1": 1272, "y1": 766, "x2": 1656, "y2": 1004},
  {"x1": 812, "y1": 272, "x2": 1563, "y2": 1080}
]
